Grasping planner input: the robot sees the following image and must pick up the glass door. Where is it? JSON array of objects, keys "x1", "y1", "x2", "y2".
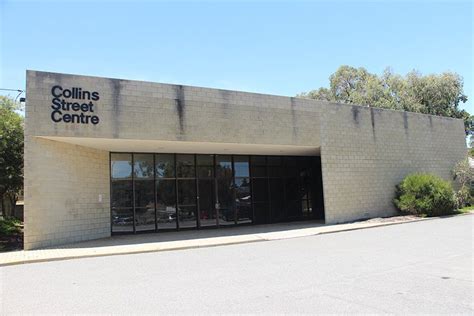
[
  {"x1": 216, "y1": 155, "x2": 234, "y2": 226},
  {"x1": 234, "y1": 156, "x2": 252, "y2": 224},
  {"x1": 196, "y1": 155, "x2": 217, "y2": 227},
  {"x1": 176, "y1": 154, "x2": 197, "y2": 229},
  {"x1": 111, "y1": 153, "x2": 134, "y2": 233},
  {"x1": 133, "y1": 154, "x2": 156, "y2": 232}
]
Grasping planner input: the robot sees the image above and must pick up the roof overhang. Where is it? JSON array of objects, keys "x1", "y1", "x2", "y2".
[{"x1": 39, "y1": 136, "x2": 320, "y2": 156}]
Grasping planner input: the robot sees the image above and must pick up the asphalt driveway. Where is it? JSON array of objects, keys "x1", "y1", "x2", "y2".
[{"x1": 1, "y1": 215, "x2": 472, "y2": 314}]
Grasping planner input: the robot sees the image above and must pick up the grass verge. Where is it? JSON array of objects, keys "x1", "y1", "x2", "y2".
[{"x1": 456, "y1": 206, "x2": 474, "y2": 214}]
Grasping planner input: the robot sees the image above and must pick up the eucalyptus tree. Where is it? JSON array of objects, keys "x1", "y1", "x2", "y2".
[{"x1": 299, "y1": 66, "x2": 470, "y2": 133}]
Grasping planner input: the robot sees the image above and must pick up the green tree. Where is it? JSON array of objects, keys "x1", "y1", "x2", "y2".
[
  {"x1": 0, "y1": 96, "x2": 24, "y2": 217},
  {"x1": 465, "y1": 115, "x2": 474, "y2": 140},
  {"x1": 299, "y1": 66, "x2": 470, "y2": 133},
  {"x1": 452, "y1": 157, "x2": 474, "y2": 208}
]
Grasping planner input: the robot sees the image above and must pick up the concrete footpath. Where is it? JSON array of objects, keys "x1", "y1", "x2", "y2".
[{"x1": 1, "y1": 214, "x2": 470, "y2": 267}]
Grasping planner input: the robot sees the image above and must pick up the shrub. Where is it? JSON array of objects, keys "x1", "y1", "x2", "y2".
[
  {"x1": 0, "y1": 218, "x2": 22, "y2": 236},
  {"x1": 394, "y1": 173, "x2": 456, "y2": 216}
]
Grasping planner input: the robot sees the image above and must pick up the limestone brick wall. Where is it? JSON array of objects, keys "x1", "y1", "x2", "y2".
[
  {"x1": 25, "y1": 70, "x2": 322, "y2": 147},
  {"x1": 320, "y1": 103, "x2": 467, "y2": 224},
  {"x1": 24, "y1": 70, "x2": 468, "y2": 247},
  {"x1": 23, "y1": 136, "x2": 110, "y2": 249},
  {"x1": 24, "y1": 70, "x2": 323, "y2": 249}
]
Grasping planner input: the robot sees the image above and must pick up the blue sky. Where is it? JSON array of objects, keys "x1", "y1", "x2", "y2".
[{"x1": 1, "y1": 0, "x2": 473, "y2": 113}]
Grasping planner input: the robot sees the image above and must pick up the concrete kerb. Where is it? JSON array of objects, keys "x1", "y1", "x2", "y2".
[
  {"x1": 0, "y1": 235, "x2": 268, "y2": 268},
  {"x1": 260, "y1": 217, "x2": 429, "y2": 241},
  {"x1": 0, "y1": 238, "x2": 268, "y2": 268},
  {"x1": 1, "y1": 213, "x2": 471, "y2": 267}
]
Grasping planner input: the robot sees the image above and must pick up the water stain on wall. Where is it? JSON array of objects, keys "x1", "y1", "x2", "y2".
[
  {"x1": 403, "y1": 111, "x2": 409, "y2": 137},
  {"x1": 370, "y1": 107, "x2": 378, "y2": 142},
  {"x1": 290, "y1": 97, "x2": 298, "y2": 140},
  {"x1": 175, "y1": 85, "x2": 186, "y2": 138},
  {"x1": 352, "y1": 106, "x2": 360, "y2": 125},
  {"x1": 110, "y1": 79, "x2": 123, "y2": 139},
  {"x1": 219, "y1": 89, "x2": 231, "y2": 118}
]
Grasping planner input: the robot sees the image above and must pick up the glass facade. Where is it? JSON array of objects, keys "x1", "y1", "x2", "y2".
[{"x1": 110, "y1": 153, "x2": 324, "y2": 233}]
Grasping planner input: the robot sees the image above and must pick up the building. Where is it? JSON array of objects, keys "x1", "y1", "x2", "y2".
[{"x1": 24, "y1": 70, "x2": 467, "y2": 249}]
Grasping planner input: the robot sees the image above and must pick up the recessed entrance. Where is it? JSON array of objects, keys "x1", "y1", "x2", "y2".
[{"x1": 110, "y1": 153, "x2": 324, "y2": 234}]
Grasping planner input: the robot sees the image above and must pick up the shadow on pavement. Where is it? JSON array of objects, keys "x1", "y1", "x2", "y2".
[{"x1": 52, "y1": 220, "x2": 325, "y2": 250}]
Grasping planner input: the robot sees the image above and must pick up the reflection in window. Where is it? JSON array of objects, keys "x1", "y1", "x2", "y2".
[
  {"x1": 197, "y1": 154, "x2": 214, "y2": 178},
  {"x1": 217, "y1": 177, "x2": 234, "y2": 225},
  {"x1": 302, "y1": 200, "x2": 311, "y2": 217},
  {"x1": 135, "y1": 207, "x2": 156, "y2": 231},
  {"x1": 197, "y1": 166, "x2": 213, "y2": 178},
  {"x1": 234, "y1": 156, "x2": 250, "y2": 177},
  {"x1": 111, "y1": 153, "x2": 132, "y2": 179},
  {"x1": 307, "y1": 199, "x2": 313, "y2": 215},
  {"x1": 134, "y1": 154, "x2": 154, "y2": 178},
  {"x1": 216, "y1": 155, "x2": 232, "y2": 178},
  {"x1": 300, "y1": 183, "x2": 309, "y2": 200},
  {"x1": 198, "y1": 179, "x2": 216, "y2": 227},
  {"x1": 156, "y1": 180, "x2": 176, "y2": 206},
  {"x1": 177, "y1": 178, "x2": 197, "y2": 228},
  {"x1": 112, "y1": 208, "x2": 134, "y2": 232},
  {"x1": 178, "y1": 205, "x2": 197, "y2": 228},
  {"x1": 156, "y1": 179, "x2": 176, "y2": 229},
  {"x1": 111, "y1": 181, "x2": 133, "y2": 208},
  {"x1": 156, "y1": 154, "x2": 175, "y2": 178},
  {"x1": 134, "y1": 181, "x2": 154, "y2": 208},
  {"x1": 177, "y1": 179, "x2": 196, "y2": 206},
  {"x1": 235, "y1": 177, "x2": 251, "y2": 223},
  {"x1": 177, "y1": 154, "x2": 195, "y2": 178},
  {"x1": 197, "y1": 154, "x2": 213, "y2": 165}
]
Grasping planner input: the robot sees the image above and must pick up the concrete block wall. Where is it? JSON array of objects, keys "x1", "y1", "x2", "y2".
[
  {"x1": 320, "y1": 104, "x2": 467, "y2": 224},
  {"x1": 25, "y1": 71, "x2": 322, "y2": 147},
  {"x1": 23, "y1": 137, "x2": 110, "y2": 249},
  {"x1": 25, "y1": 70, "x2": 324, "y2": 249},
  {"x1": 24, "y1": 70, "x2": 468, "y2": 247}
]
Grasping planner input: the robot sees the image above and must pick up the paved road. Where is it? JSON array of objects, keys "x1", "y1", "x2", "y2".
[{"x1": 1, "y1": 215, "x2": 473, "y2": 314}]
